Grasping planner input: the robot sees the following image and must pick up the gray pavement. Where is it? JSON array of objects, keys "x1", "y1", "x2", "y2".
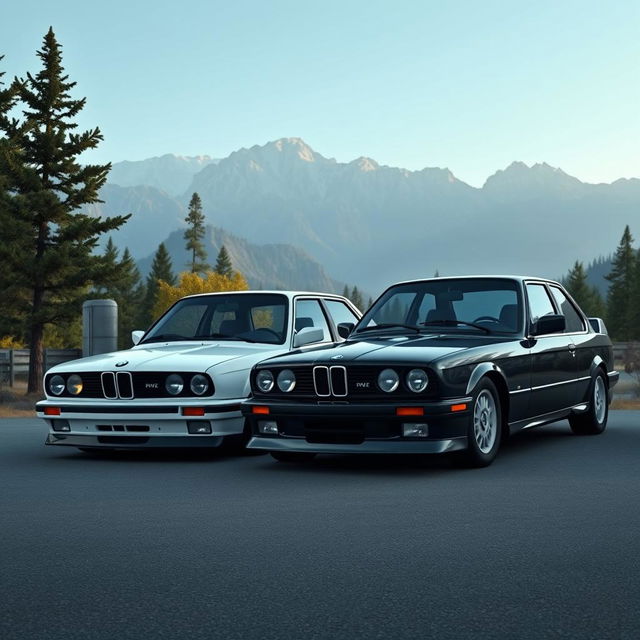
[{"x1": 1, "y1": 413, "x2": 639, "y2": 639}]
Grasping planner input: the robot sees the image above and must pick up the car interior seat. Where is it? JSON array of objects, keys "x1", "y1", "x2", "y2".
[{"x1": 498, "y1": 304, "x2": 518, "y2": 331}]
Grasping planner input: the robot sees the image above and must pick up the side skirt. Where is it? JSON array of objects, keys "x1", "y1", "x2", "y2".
[{"x1": 508, "y1": 403, "x2": 587, "y2": 433}]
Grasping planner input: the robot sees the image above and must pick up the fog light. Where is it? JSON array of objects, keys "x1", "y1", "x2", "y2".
[
  {"x1": 51, "y1": 420, "x2": 70, "y2": 432},
  {"x1": 402, "y1": 423, "x2": 429, "y2": 438},
  {"x1": 187, "y1": 421, "x2": 212, "y2": 434},
  {"x1": 258, "y1": 420, "x2": 279, "y2": 435}
]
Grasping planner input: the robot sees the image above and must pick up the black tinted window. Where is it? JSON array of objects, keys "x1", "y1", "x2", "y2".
[{"x1": 549, "y1": 286, "x2": 585, "y2": 333}]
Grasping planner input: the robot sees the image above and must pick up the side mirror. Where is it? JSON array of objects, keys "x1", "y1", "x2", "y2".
[
  {"x1": 131, "y1": 330, "x2": 145, "y2": 346},
  {"x1": 588, "y1": 317, "x2": 608, "y2": 334},
  {"x1": 337, "y1": 322, "x2": 355, "y2": 339},
  {"x1": 533, "y1": 314, "x2": 565, "y2": 335},
  {"x1": 293, "y1": 326, "x2": 325, "y2": 348}
]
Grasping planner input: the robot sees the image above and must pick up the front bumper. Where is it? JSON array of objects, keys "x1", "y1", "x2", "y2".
[
  {"x1": 36, "y1": 399, "x2": 246, "y2": 449},
  {"x1": 242, "y1": 397, "x2": 472, "y2": 455}
]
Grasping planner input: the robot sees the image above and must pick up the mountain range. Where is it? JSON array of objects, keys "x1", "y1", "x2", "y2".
[{"x1": 99, "y1": 138, "x2": 639, "y2": 295}]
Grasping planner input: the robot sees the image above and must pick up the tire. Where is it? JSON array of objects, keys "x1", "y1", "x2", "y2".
[
  {"x1": 459, "y1": 378, "x2": 502, "y2": 468},
  {"x1": 569, "y1": 371, "x2": 608, "y2": 435},
  {"x1": 270, "y1": 451, "x2": 317, "y2": 463}
]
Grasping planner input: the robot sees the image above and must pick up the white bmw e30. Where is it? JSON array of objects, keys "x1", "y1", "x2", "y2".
[{"x1": 36, "y1": 291, "x2": 361, "y2": 451}]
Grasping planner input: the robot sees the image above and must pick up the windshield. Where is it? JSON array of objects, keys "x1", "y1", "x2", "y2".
[
  {"x1": 142, "y1": 293, "x2": 289, "y2": 345},
  {"x1": 355, "y1": 278, "x2": 522, "y2": 335}
]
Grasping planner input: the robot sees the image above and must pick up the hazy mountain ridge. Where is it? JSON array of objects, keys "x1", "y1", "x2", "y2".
[
  {"x1": 108, "y1": 154, "x2": 217, "y2": 196},
  {"x1": 97, "y1": 138, "x2": 640, "y2": 294},
  {"x1": 136, "y1": 226, "x2": 346, "y2": 294}
]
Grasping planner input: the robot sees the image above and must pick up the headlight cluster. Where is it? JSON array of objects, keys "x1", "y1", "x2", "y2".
[
  {"x1": 378, "y1": 368, "x2": 429, "y2": 393},
  {"x1": 256, "y1": 369, "x2": 296, "y2": 393},
  {"x1": 49, "y1": 374, "x2": 84, "y2": 396},
  {"x1": 165, "y1": 374, "x2": 210, "y2": 396}
]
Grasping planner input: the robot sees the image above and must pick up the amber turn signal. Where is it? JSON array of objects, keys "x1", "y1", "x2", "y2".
[
  {"x1": 252, "y1": 406, "x2": 270, "y2": 415},
  {"x1": 451, "y1": 403, "x2": 468, "y2": 412},
  {"x1": 44, "y1": 407, "x2": 61, "y2": 416}
]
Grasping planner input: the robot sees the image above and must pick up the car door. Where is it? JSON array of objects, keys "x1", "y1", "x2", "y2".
[
  {"x1": 525, "y1": 282, "x2": 579, "y2": 416},
  {"x1": 547, "y1": 284, "x2": 590, "y2": 403}
]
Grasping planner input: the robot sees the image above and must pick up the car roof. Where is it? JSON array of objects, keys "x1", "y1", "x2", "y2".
[
  {"x1": 390, "y1": 275, "x2": 563, "y2": 287},
  {"x1": 181, "y1": 290, "x2": 351, "y2": 301}
]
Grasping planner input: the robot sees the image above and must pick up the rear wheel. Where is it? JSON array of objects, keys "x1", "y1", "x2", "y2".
[
  {"x1": 270, "y1": 451, "x2": 316, "y2": 463},
  {"x1": 458, "y1": 378, "x2": 502, "y2": 468},
  {"x1": 569, "y1": 371, "x2": 608, "y2": 435}
]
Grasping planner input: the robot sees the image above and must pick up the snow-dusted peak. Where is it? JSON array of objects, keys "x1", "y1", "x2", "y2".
[{"x1": 350, "y1": 156, "x2": 379, "y2": 172}]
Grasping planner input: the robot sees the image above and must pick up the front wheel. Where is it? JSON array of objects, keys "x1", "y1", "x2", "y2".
[
  {"x1": 569, "y1": 372, "x2": 608, "y2": 435},
  {"x1": 270, "y1": 451, "x2": 317, "y2": 463},
  {"x1": 458, "y1": 378, "x2": 502, "y2": 468}
]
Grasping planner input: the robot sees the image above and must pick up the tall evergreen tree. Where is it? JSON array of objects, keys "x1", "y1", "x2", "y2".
[
  {"x1": 94, "y1": 243, "x2": 145, "y2": 349},
  {"x1": 142, "y1": 242, "x2": 176, "y2": 328},
  {"x1": 342, "y1": 285, "x2": 349, "y2": 299},
  {"x1": 605, "y1": 226, "x2": 636, "y2": 341},
  {"x1": 184, "y1": 192, "x2": 208, "y2": 274},
  {"x1": 350, "y1": 286, "x2": 364, "y2": 310},
  {"x1": 564, "y1": 261, "x2": 606, "y2": 318},
  {"x1": 214, "y1": 245, "x2": 234, "y2": 278},
  {"x1": 0, "y1": 29, "x2": 129, "y2": 392}
]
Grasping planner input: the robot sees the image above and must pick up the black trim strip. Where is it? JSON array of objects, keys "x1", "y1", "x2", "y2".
[
  {"x1": 37, "y1": 405, "x2": 180, "y2": 414},
  {"x1": 36, "y1": 403, "x2": 243, "y2": 415}
]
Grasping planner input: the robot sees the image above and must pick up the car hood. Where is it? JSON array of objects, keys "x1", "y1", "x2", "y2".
[
  {"x1": 47, "y1": 341, "x2": 284, "y2": 375},
  {"x1": 259, "y1": 333, "x2": 514, "y2": 367}
]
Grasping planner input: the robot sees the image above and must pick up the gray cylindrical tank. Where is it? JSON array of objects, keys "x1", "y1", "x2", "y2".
[{"x1": 83, "y1": 299, "x2": 118, "y2": 357}]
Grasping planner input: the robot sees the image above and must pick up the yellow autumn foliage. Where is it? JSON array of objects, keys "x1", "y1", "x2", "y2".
[
  {"x1": 153, "y1": 271, "x2": 249, "y2": 318},
  {"x1": 0, "y1": 336, "x2": 25, "y2": 349}
]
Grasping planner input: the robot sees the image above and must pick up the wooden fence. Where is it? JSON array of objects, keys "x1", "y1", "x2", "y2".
[
  {"x1": 613, "y1": 343, "x2": 638, "y2": 362},
  {"x1": 0, "y1": 349, "x2": 82, "y2": 387}
]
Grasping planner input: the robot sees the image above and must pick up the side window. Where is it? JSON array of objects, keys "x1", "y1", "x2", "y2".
[
  {"x1": 324, "y1": 300, "x2": 359, "y2": 329},
  {"x1": 526, "y1": 284, "x2": 556, "y2": 326},
  {"x1": 294, "y1": 299, "x2": 331, "y2": 343},
  {"x1": 549, "y1": 287, "x2": 585, "y2": 333}
]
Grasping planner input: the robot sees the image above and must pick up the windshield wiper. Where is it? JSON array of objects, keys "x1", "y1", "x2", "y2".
[
  {"x1": 420, "y1": 320, "x2": 491, "y2": 334},
  {"x1": 356, "y1": 323, "x2": 422, "y2": 334},
  {"x1": 141, "y1": 334, "x2": 195, "y2": 344}
]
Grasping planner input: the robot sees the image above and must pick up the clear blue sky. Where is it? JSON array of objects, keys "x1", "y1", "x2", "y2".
[{"x1": 1, "y1": 0, "x2": 638, "y2": 186}]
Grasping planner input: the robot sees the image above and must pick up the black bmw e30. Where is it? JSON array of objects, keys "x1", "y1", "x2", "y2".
[{"x1": 242, "y1": 276, "x2": 619, "y2": 467}]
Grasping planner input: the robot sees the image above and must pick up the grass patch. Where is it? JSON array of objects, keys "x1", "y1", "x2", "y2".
[{"x1": 0, "y1": 381, "x2": 40, "y2": 418}]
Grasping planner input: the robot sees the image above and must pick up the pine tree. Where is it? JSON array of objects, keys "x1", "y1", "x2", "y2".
[
  {"x1": 184, "y1": 192, "x2": 208, "y2": 274},
  {"x1": 342, "y1": 285, "x2": 349, "y2": 299},
  {"x1": 0, "y1": 30, "x2": 129, "y2": 392},
  {"x1": 214, "y1": 245, "x2": 234, "y2": 278},
  {"x1": 141, "y1": 242, "x2": 176, "y2": 328},
  {"x1": 350, "y1": 286, "x2": 364, "y2": 310},
  {"x1": 605, "y1": 226, "x2": 636, "y2": 341},
  {"x1": 116, "y1": 248, "x2": 145, "y2": 349}
]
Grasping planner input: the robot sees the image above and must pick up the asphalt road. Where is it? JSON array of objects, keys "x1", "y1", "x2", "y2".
[{"x1": 1, "y1": 413, "x2": 639, "y2": 640}]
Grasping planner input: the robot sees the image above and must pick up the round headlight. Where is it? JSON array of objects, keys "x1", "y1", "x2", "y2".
[
  {"x1": 378, "y1": 368, "x2": 399, "y2": 393},
  {"x1": 406, "y1": 369, "x2": 429, "y2": 393},
  {"x1": 166, "y1": 374, "x2": 184, "y2": 395},
  {"x1": 190, "y1": 374, "x2": 209, "y2": 396},
  {"x1": 256, "y1": 370, "x2": 274, "y2": 393},
  {"x1": 277, "y1": 369, "x2": 296, "y2": 393},
  {"x1": 66, "y1": 374, "x2": 83, "y2": 395},
  {"x1": 49, "y1": 375, "x2": 65, "y2": 396}
]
